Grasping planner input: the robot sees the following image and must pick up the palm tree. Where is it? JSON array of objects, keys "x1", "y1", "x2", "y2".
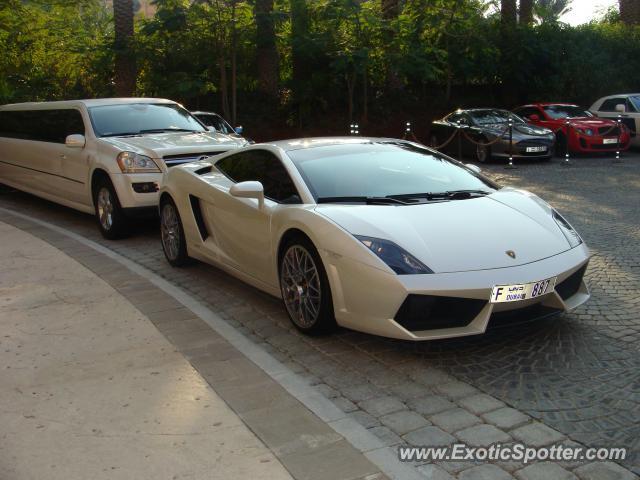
[
  {"x1": 113, "y1": 0, "x2": 136, "y2": 96},
  {"x1": 520, "y1": 0, "x2": 534, "y2": 24},
  {"x1": 619, "y1": 0, "x2": 640, "y2": 25},
  {"x1": 534, "y1": 0, "x2": 572, "y2": 24}
]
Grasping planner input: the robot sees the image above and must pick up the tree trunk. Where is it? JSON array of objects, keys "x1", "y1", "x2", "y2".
[
  {"x1": 501, "y1": 0, "x2": 517, "y2": 26},
  {"x1": 291, "y1": 0, "x2": 310, "y2": 127},
  {"x1": 231, "y1": 1, "x2": 237, "y2": 125},
  {"x1": 620, "y1": 0, "x2": 640, "y2": 25},
  {"x1": 254, "y1": 0, "x2": 279, "y2": 97},
  {"x1": 219, "y1": 58, "x2": 230, "y2": 120},
  {"x1": 113, "y1": 0, "x2": 136, "y2": 96},
  {"x1": 381, "y1": 0, "x2": 402, "y2": 91},
  {"x1": 519, "y1": 0, "x2": 534, "y2": 24}
]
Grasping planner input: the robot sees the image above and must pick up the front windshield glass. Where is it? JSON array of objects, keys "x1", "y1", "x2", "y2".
[
  {"x1": 543, "y1": 105, "x2": 592, "y2": 119},
  {"x1": 469, "y1": 109, "x2": 525, "y2": 125},
  {"x1": 288, "y1": 142, "x2": 497, "y2": 201},
  {"x1": 198, "y1": 113, "x2": 234, "y2": 134},
  {"x1": 89, "y1": 103, "x2": 206, "y2": 137}
]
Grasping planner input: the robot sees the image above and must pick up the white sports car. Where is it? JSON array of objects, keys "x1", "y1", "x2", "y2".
[{"x1": 159, "y1": 138, "x2": 590, "y2": 341}]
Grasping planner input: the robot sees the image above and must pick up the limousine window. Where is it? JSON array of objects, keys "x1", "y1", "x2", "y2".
[
  {"x1": 89, "y1": 103, "x2": 206, "y2": 137},
  {"x1": 0, "y1": 109, "x2": 85, "y2": 143}
]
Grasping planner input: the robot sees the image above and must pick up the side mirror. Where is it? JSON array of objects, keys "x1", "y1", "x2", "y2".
[
  {"x1": 615, "y1": 104, "x2": 626, "y2": 113},
  {"x1": 65, "y1": 134, "x2": 85, "y2": 148},
  {"x1": 207, "y1": 126, "x2": 216, "y2": 132},
  {"x1": 529, "y1": 114, "x2": 540, "y2": 122},
  {"x1": 465, "y1": 164, "x2": 482, "y2": 174},
  {"x1": 234, "y1": 126, "x2": 244, "y2": 135},
  {"x1": 229, "y1": 180, "x2": 264, "y2": 209}
]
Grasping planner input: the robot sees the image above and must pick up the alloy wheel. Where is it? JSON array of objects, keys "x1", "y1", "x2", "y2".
[
  {"x1": 161, "y1": 203, "x2": 181, "y2": 261},
  {"x1": 97, "y1": 187, "x2": 114, "y2": 230},
  {"x1": 476, "y1": 143, "x2": 488, "y2": 163},
  {"x1": 280, "y1": 245, "x2": 322, "y2": 328}
]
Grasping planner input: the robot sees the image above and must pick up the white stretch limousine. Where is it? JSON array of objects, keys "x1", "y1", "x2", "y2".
[{"x1": 0, "y1": 98, "x2": 246, "y2": 238}]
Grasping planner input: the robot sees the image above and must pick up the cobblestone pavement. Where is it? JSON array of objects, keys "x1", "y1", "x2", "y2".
[{"x1": 1, "y1": 151, "x2": 639, "y2": 479}]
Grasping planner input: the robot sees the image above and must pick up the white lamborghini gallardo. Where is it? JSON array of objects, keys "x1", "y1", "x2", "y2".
[{"x1": 159, "y1": 138, "x2": 590, "y2": 341}]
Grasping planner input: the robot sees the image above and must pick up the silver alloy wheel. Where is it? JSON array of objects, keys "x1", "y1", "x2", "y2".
[
  {"x1": 280, "y1": 245, "x2": 321, "y2": 328},
  {"x1": 97, "y1": 187, "x2": 114, "y2": 230},
  {"x1": 161, "y1": 203, "x2": 181, "y2": 261},
  {"x1": 476, "y1": 143, "x2": 488, "y2": 162}
]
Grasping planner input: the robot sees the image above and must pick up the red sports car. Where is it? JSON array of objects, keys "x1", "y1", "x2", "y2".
[{"x1": 513, "y1": 103, "x2": 631, "y2": 154}]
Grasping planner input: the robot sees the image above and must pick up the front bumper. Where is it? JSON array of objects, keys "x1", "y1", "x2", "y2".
[
  {"x1": 569, "y1": 133, "x2": 631, "y2": 153},
  {"x1": 491, "y1": 138, "x2": 554, "y2": 159},
  {"x1": 110, "y1": 172, "x2": 162, "y2": 209},
  {"x1": 324, "y1": 243, "x2": 590, "y2": 341}
]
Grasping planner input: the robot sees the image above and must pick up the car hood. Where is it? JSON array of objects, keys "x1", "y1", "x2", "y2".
[
  {"x1": 102, "y1": 131, "x2": 246, "y2": 158},
  {"x1": 315, "y1": 188, "x2": 572, "y2": 273},
  {"x1": 564, "y1": 117, "x2": 616, "y2": 128},
  {"x1": 480, "y1": 123, "x2": 552, "y2": 138}
]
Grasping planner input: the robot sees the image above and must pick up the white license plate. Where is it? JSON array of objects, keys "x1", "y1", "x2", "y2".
[
  {"x1": 526, "y1": 146, "x2": 547, "y2": 152},
  {"x1": 490, "y1": 277, "x2": 557, "y2": 303},
  {"x1": 603, "y1": 138, "x2": 617, "y2": 144}
]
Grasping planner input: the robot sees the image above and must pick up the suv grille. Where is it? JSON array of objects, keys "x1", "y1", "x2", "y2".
[{"x1": 163, "y1": 151, "x2": 223, "y2": 167}]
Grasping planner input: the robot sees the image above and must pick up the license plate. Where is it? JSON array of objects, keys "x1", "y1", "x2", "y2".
[
  {"x1": 490, "y1": 277, "x2": 556, "y2": 303},
  {"x1": 603, "y1": 138, "x2": 617, "y2": 144},
  {"x1": 526, "y1": 146, "x2": 547, "y2": 152}
]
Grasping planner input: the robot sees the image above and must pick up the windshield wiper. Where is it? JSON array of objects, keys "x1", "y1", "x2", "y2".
[
  {"x1": 317, "y1": 196, "x2": 411, "y2": 205},
  {"x1": 101, "y1": 132, "x2": 142, "y2": 137},
  {"x1": 139, "y1": 128, "x2": 201, "y2": 134},
  {"x1": 388, "y1": 190, "x2": 491, "y2": 201}
]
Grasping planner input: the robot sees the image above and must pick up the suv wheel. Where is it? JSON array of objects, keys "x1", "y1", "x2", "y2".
[{"x1": 93, "y1": 177, "x2": 128, "y2": 239}]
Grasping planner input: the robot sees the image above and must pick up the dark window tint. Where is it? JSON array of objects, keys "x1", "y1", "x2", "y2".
[
  {"x1": 0, "y1": 109, "x2": 85, "y2": 143},
  {"x1": 515, "y1": 107, "x2": 542, "y2": 119},
  {"x1": 599, "y1": 98, "x2": 626, "y2": 112},
  {"x1": 196, "y1": 113, "x2": 233, "y2": 135},
  {"x1": 216, "y1": 150, "x2": 300, "y2": 204}
]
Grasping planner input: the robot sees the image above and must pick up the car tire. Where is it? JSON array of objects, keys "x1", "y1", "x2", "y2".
[
  {"x1": 93, "y1": 176, "x2": 128, "y2": 240},
  {"x1": 476, "y1": 141, "x2": 490, "y2": 163},
  {"x1": 160, "y1": 196, "x2": 190, "y2": 267},
  {"x1": 279, "y1": 235, "x2": 336, "y2": 335}
]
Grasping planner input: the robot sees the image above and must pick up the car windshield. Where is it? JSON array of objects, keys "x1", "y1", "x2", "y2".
[
  {"x1": 543, "y1": 105, "x2": 592, "y2": 119},
  {"x1": 469, "y1": 110, "x2": 525, "y2": 126},
  {"x1": 89, "y1": 103, "x2": 206, "y2": 137},
  {"x1": 287, "y1": 142, "x2": 497, "y2": 202},
  {"x1": 197, "y1": 113, "x2": 234, "y2": 135},
  {"x1": 629, "y1": 96, "x2": 640, "y2": 111}
]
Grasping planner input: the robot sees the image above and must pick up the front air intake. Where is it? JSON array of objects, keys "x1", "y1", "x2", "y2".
[
  {"x1": 555, "y1": 264, "x2": 587, "y2": 300},
  {"x1": 394, "y1": 295, "x2": 486, "y2": 331}
]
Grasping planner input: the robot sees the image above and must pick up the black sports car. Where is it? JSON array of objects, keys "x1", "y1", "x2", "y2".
[{"x1": 430, "y1": 109, "x2": 555, "y2": 162}]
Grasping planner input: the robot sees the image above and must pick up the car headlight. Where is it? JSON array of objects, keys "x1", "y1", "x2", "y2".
[
  {"x1": 576, "y1": 128, "x2": 594, "y2": 136},
  {"x1": 116, "y1": 151, "x2": 160, "y2": 173},
  {"x1": 553, "y1": 210, "x2": 582, "y2": 248},
  {"x1": 355, "y1": 235, "x2": 433, "y2": 275}
]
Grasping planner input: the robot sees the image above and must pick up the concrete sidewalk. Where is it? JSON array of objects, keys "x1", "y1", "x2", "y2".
[{"x1": 0, "y1": 221, "x2": 293, "y2": 480}]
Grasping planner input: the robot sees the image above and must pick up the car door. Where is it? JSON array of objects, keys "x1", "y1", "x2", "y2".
[
  {"x1": 211, "y1": 149, "x2": 301, "y2": 285},
  {"x1": 57, "y1": 108, "x2": 91, "y2": 205}
]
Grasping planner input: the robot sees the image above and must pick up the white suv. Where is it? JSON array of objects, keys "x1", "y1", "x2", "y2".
[{"x1": 0, "y1": 98, "x2": 246, "y2": 238}]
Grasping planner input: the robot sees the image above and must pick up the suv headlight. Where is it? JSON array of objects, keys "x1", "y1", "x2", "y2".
[
  {"x1": 116, "y1": 151, "x2": 160, "y2": 173},
  {"x1": 355, "y1": 235, "x2": 433, "y2": 275},
  {"x1": 553, "y1": 210, "x2": 582, "y2": 248}
]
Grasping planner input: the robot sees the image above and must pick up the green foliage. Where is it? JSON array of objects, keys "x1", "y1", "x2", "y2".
[{"x1": 1, "y1": 0, "x2": 640, "y2": 133}]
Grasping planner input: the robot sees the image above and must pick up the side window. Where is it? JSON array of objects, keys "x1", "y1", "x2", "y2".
[
  {"x1": 0, "y1": 109, "x2": 84, "y2": 143},
  {"x1": 517, "y1": 107, "x2": 541, "y2": 119},
  {"x1": 216, "y1": 150, "x2": 301, "y2": 204},
  {"x1": 625, "y1": 98, "x2": 637, "y2": 113},
  {"x1": 599, "y1": 98, "x2": 625, "y2": 112}
]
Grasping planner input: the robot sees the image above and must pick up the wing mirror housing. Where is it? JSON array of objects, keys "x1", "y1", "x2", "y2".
[
  {"x1": 229, "y1": 181, "x2": 264, "y2": 209},
  {"x1": 65, "y1": 134, "x2": 85, "y2": 148},
  {"x1": 529, "y1": 114, "x2": 540, "y2": 122},
  {"x1": 235, "y1": 126, "x2": 244, "y2": 135},
  {"x1": 615, "y1": 104, "x2": 626, "y2": 113},
  {"x1": 465, "y1": 164, "x2": 482, "y2": 174}
]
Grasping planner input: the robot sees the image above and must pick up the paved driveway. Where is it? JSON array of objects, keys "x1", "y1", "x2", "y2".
[{"x1": 0, "y1": 150, "x2": 638, "y2": 479}]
